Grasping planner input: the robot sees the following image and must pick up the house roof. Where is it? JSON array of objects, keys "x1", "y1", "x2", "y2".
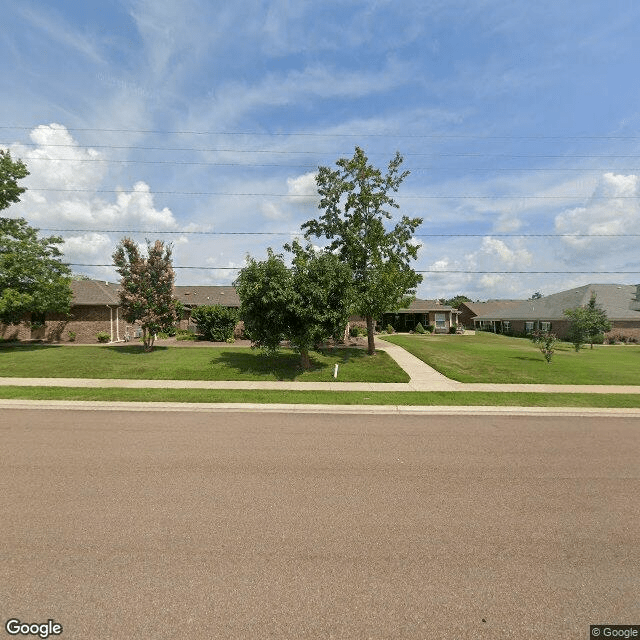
[
  {"x1": 173, "y1": 286, "x2": 240, "y2": 307},
  {"x1": 460, "y1": 300, "x2": 524, "y2": 317},
  {"x1": 70, "y1": 280, "x2": 121, "y2": 305},
  {"x1": 392, "y1": 299, "x2": 459, "y2": 314},
  {"x1": 473, "y1": 284, "x2": 640, "y2": 321},
  {"x1": 70, "y1": 280, "x2": 241, "y2": 307}
]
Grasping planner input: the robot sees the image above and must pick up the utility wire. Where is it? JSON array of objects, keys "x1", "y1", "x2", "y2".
[
  {"x1": 21, "y1": 188, "x2": 640, "y2": 198},
  {"x1": 3, "y1": 125, "x2": 640, "y2": 139},
  {"x1": 6, "y1": 142, "x2": 640, "y2": 158},
  {"x1": 40, "y1": 228, "x2": 640, "y2": 238},
  {"x1": 66, "y1": 263, "x2": 640, "y2": 274}
]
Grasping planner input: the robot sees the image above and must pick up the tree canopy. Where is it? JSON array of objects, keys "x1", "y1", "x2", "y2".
[
  {"x1": 564, "y1": 292, "x2": 611, "y2": 350},
  {"x1": 0, "y1": 152, "x2": 72, "y2": 325},
  {"x1": 112, "y1": 237, "x2": 178, "y2": 351},
  {"x1": 0, "y1": 217, "x2": 72, "y2": 325},
  {"x1": 234, "y1": 242, "x2": 353, "y2": 368},
  {"x1": 301, "y1": 146, "x2": 422, "y2": 354},
  {"x1": 0, "y1": 150, "x2": 29, "y2": 211}
]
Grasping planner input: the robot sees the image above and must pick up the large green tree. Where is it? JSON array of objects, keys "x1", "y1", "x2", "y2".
[
  {"x1": 0, "y1": 151, "x2": 72, "y2": 325},
  {"x1": 112, "y1": 237, "x2": 178, "y2": 351},
  {"x1": 0, "y1": 218, "x2": 72, "y2": 325},
  {"x1": 235, "y1": 242, "x2": 353, "y2": 369},
  {"x1": 301, "y1": 146, "x2": 423, "y2": 354},
  {"x1": 564, "y1": 292, "x2": 611, "y2": 350},
  {"x1": 0, "y1": 150, "x2": 29, "y2": 210}
]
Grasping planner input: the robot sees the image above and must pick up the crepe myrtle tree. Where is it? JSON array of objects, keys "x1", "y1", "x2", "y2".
[
  {"x1": 112, "y1": 237, "x2": 178, "y2": 352},
  {"x1": 234, "y1": 242, "x2": 353, "y2": 369},
  {"x1": 302, "y1": 146, "x2": 423, "y2": 354}
]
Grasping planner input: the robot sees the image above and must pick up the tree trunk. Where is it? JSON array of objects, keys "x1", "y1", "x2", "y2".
[
  {"x1": 142, "y1": 328, "x2": 155, "y2": 352},
  {"x1": 366, "y1": 316, "x2": 375, "y2": 355},
  {"x1": 300, "y1": 348, "x2": 311, "y2": 370}
]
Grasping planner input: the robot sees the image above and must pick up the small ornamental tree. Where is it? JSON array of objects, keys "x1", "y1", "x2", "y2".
[
  {"x1": 191, "y1": 305, "x2": 239, "y2": 342},
  {"x1": 564, "y1": 293, "x2": 611, "y2": 350},
  {"x1": 112, "y1": 238, "x2": 178, "y2": 352},
  {"x1": 235, "y1": 243, "x2": 353, "y2": 369},
  {"x1": 530, "y1": 330, "x2": 556, "y2": 364}
]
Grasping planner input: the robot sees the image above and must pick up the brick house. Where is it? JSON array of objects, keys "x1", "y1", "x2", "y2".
[
  {"x1": 471, "y1": 283, "x2": 640, "y2": 339},
  {"x1": 379, "y1": 299, "x2": 460, "y2": 333}
]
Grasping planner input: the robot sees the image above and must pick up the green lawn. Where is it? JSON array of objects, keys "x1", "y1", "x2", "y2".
[
  {"x1": 2, "y1": 386, "x2": 640, "y2": 407},
  {"x1": 0, "y1": 344, "x2": 409, "y2": 383},
  {"x1": 382, "y1": 332, "x2": 640, "y2": 385}
]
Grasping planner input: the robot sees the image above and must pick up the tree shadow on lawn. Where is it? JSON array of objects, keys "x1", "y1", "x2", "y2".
[
  {"x1": 0, "y1": 344, "x2": 63, "y2": 352},
  {"x1": 213, "y1": 347, "x2": 366, "y2": 381},
  {"x1": 104, "y1": 345, "x2": 170, "y2": 355}
]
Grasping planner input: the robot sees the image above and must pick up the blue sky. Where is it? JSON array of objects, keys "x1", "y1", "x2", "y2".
[{"x1": 2, "y1": 0, "x2": 640, "y2": 300}]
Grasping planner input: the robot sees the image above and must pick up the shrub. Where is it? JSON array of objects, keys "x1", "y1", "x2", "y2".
[
  {"x1": 591, "y1": 333, "x2": 605, "y2": 345},
  {"x1": 386, "y1": 324, "x2": 395, "y2": 334},
  {"x1": 67, "y1": 331, "x2": 76, "y2": 342},
  {"x1": 96, "y1": 331, "x2": 110, "y2": 343},
  {"x1": 190, "y1": 305, "x2": 239, "y2": 342},
  {"x1": 448, "y1": 325, "x2": 457, "y2": 334},
  {"x1": 530, "y1": 330, "x2": 556, "y2": 363},
  {"x1": 426, "y1": 324, "x2": 435, "y2": 334},
  {"x1": 414, "y1": 322, "x2": 426, "y2": 334},
  {"x1": 176, "y1": 333, "x2": 197, "y2": 341}
]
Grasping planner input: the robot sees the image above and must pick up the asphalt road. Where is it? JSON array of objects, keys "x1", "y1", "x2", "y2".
[{"x1": 2, "y1": 409, "x2": 638, "y2": 639}]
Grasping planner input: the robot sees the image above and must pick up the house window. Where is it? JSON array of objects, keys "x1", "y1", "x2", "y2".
[
  {"x1": 525, "y1": 321, "x2": 534, "y2": 333},
  {"x1": 541, "y1": 321, "x2": 551, "y2": 332},
  {"x1": 502, "y1": 321, "x2": 511, "y2": 333},
  {"x1": 435, "y1": 312, "x2": 446, "y2": 330}
]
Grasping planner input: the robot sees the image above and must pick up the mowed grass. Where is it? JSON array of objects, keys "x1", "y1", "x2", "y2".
[
  {"x1": 2, "y1": 386, "x2": 640, "y2": 407},
  {"x1": 0, "y1": 344, "x2": 409, "y2": 383},
  {"x1": 382, "y1": 332, "x2": 640, "y2": 385}
]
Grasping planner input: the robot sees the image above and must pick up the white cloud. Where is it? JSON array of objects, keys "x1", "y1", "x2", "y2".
[{"x1": 555, "y1": 172, "x2": 640, "y2": 263}]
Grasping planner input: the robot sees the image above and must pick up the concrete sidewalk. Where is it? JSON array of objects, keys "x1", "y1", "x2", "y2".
[{"x1": 1, "y1": 338, "x2": 639, "y2": 394}]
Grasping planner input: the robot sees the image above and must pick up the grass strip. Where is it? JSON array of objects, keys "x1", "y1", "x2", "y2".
[
  {"x1": 382, "y1": 333, "x2": 640, "y2": 385},
  {"x1": 2, "y1": 386, "x2": 640, "y2": 407},
  {"x1": 0, "y1": 345, "x2": 409, "y2": 383}
]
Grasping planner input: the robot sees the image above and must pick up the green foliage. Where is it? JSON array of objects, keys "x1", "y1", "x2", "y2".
[
  {"x1": 443, "y1": 295, "x2": 472, "y2": 309},
  {"x1": 112, "y1": 238, "x2": 178, "y2": 352},
  {"x1": 530, "y1": 330, "x2": 556, "y2": 363},
  {"x1": 414, "y1": 322, "x2": 425, "y2": 334},
  {"x1": 0, "y1": 217, "x2": 72, "y2": 324},
  {"x1": 67, "y1": 331, "x2": 76, "y2": 342},
  {"x1": 349, "y1": 325, "x2": 367, "y2": 337},
  {"x1": 564, "y1": 293, "x2": 611, "y2": 350},
  {"x1": 190, "y1": 305, "x2": 239, "y2": 342},
  {"x1": 301, "y1": 146, "x2": 423, "y2": 354},
  {"x1": 0, "y1": 150, "x2": 29, "y2": 211},
  {"x1": 448, "y1": 325, "x2": 457, "y2": 334},
  {"x1": 96, "y1": 331, "x2": 110, "y2": 343},
  {"x1": 426, "y1": 324, "x2": 435, "y2": 333},
  {"x1": 235, "y1": 242, "x2": 353, "y2": 368},
  {"x1": 386, "y1": 324, "x2": 395, "y2": 334}
]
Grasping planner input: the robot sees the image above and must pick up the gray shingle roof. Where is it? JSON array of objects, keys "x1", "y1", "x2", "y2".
[
  {"x1": 70, "y1": 281, "x2": 241, "y2": 307},
  {"x1": 70, "y1": 280, "x2": 121, "y2": 305},
  {"x1": 473, "y1": 284, "x2": 640, "y2": 321},
  {"x1": 393, "y1": 299, "x2": 459, "y2": 313}
]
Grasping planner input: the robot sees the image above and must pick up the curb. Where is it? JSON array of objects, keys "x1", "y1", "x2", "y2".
[{"x1": 3, "y1": 399, "x2": 640, "y2": 416}]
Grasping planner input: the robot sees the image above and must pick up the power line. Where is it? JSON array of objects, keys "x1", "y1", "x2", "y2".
[
  {"x1": 3, "y1": 125, "x2": 640, "y2": 139},
  {"x1": 6, "y1": 142, "x2": 640, "y2": 158},
  {"x1": 14, "y1": 156, "x2": 640, "y2": 172},
  {"x1": 40, "y1": 228, "x2": 640, "y2": 238},
  {"x1": 66, "y1": 263, "x2": 640, "y2": 274},
  {"x1": 23, "y1": 188, "x2": 640, "y2": 199}
]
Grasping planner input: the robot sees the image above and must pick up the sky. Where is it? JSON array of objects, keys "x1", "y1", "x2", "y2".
[{"x1": 2, "y1": 0, "x2": 640, "y2": 301}]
